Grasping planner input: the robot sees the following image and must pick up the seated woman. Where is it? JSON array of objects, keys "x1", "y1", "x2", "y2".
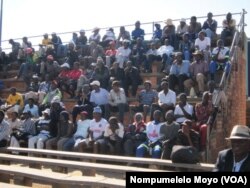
[{"x1": 123, "y1": 113, "x2": 147, "y2": 156}]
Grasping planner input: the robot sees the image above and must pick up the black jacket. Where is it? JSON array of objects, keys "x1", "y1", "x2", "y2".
[{"x1": 214, "y1": 149, "x2": 250, "y2": 172}]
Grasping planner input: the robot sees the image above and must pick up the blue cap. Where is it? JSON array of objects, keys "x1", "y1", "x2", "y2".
[{"x1": 93, "y1": 106, "x2": 102, "y2": 114}]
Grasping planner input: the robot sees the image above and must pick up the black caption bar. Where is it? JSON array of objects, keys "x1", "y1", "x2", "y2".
[{"x1": 126, "y1": 172, "x2": 250, "y2": 187}]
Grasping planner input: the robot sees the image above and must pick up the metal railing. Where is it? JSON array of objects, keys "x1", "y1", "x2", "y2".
[
  {"x1": 1, "y1": 12, "x2": 243, "y2": 52},
  {"x1": 206, "y1": 9, "x2": 247, "y2": 162}
]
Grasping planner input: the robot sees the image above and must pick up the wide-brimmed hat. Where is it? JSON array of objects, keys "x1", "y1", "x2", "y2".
[
  {"x1": 192, "y1": 50, "x2": 203, "y2": 56},
  {"x1": 226, "y1": 125, "x2": 250, "y2": 140}
]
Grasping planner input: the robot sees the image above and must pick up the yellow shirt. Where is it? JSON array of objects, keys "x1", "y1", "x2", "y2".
[
  {"x1": 42, "y1": 38, "x2": 52, "y2": 46},
  {"x1": 6, "y1": 93, "x2": 24, "y2": 108}
]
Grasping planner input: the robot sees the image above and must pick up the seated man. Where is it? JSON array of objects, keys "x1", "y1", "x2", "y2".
[
  {"x1": 136, "y1": 110, "x2": 163, "y2": 159},
  {"x1": 176, "y1": 120, "x2": 200, "y2": 151},
  {"x1": 5, "y1": 87, "x2": 24, "y2": 113},
  {"x1": 209, "y1": 39, "x2": 230, "y2": 80},
  {"x1": 150, "y1": 81, "x2": 176, "y2": 121},
  {"x1": 10, "y1": 111, "x2": 36, "y2": 148},
  {"x1": 169, "y1": 52, "x2": 190, "y2": 93},
  {"x1": 76, "y1": 106, "x2": 108, "y2": 154},
  {"x1": 99, "y1": 116, "x2": 124, "y2": 155},
  {"x1": 106, "y1": 81, "x2": 128, "y2": 123},
  {"x1": 133, "y1": 80, "x2": 158, "y2": 122},
  {"x1": 28, "y1": 108, "x2": 51, "y2": 149},
  {"x1": 184, "y1": 50, "x2": 209, "y2": 97},
  {"x1": 220, "y1": 12, "x2": 236, "y2": 45},
  {"x1": 161, "y1": 110, "x2": 180, "y2": 159},
  {"x1": 0, "y1": 110, "x2": 10, "y2": 147},
  {"x1": 63, "y1": 111, "x2": 91, "y2": 151}
]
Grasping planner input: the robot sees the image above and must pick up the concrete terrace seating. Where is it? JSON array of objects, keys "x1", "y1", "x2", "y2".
[
  {"x1": 1, "y1": 147, "x2": 214, "y2": 172},
  {"x1": 0, "y1": 152, "x2": 165, "y2": 176},
  {"x1": 0, "y1": 164, "x2": 125, "y2": 188}
]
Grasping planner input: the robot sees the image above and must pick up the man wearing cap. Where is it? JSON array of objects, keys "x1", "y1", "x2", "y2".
[
  {"x1": 28, "y1": 108, "x2": 51, "y2": 149},
  {"x1": 77, "y1": 106, "x2": 108, "y2": 153},
  {"x1": 0, "y1": 110, "x2": 10, "y2": 147},
  {"x1": 214, "y1": 125, "x2": 250, "y2": 172},
  {"x1": 90, "y1": 80, "x2": 109, "y2": 118}
]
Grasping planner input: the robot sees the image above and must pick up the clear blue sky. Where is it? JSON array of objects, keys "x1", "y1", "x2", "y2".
[{"x1": 1, "y1": 0, "x2": 249, "y2": 51}]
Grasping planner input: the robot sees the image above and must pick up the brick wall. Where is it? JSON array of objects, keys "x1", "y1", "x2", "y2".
[{"x1": 209, "y1": 47, "x2": 247, "y2": 163}]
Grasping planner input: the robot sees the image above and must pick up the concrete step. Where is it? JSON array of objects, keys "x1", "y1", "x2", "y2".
[
  {"x1": 0, "y1": 70, "x2": 19, "y2": 79},
  {"x1": 2, "y1": 78, "x2": 27, "y2": 90}
]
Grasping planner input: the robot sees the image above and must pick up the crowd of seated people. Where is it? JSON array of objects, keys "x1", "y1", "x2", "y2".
[{"x1": 0, "y1": 12, "x2": 235, "y2": 161}]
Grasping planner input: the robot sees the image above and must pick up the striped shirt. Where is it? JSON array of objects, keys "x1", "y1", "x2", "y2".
[
  {"x1": 139, "y1": 89, "x2": 158, "y2": 105},
  {"x1": 20, "y1": 118, "x2": 36, "y2": 136},
  {"x1": 0, "y1": 120, "x2": 10, "y2": 141}
]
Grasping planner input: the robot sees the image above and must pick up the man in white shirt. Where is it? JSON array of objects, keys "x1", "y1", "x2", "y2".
[
  {"x1": 76, "y1": 106, "x2": 108, "y2": 154},
  {"x1": 90, "y1": 80, "x2": 109, "y2": 119},
  {"x1": 63, "y1": 111, "x2": 91, "y2": 151},
  {"x1": 174, "y1": 93, "x2": 193, "y2": 124},
  {"x1": 136, "y1": 110, "x2": 163, "y2": 158},
  {"x1": 150, "y1": 81, "x2": 176, "y2": 120},
  {"x1": 116, "y1": 40, "x2": 131, "y2": 68}
]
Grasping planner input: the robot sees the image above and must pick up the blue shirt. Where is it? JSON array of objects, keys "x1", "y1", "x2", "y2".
[
  {"x1": 132, "y1": 28, "x2": 145, "y2": 40},
  {"x1": 170, "y1": 60, "x2": 190, "y2": 77}
]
